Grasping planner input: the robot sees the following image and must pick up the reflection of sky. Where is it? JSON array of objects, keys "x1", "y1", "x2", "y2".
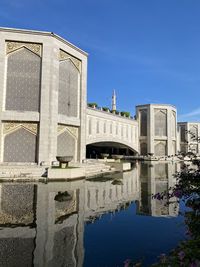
[{"x1": 84, "y1": 202, "x2": 186, "y2": 267}]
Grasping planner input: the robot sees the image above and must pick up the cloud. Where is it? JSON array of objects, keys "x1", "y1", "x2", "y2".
[{"x1": 178, "y1": 107, "x2": 200, "y2": 121}]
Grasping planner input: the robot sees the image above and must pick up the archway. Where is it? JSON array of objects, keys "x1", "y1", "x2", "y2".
[{"x1": 86, "y1": 141, "x2": 137, "y2": 159}]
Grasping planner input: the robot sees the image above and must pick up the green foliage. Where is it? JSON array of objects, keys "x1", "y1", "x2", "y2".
[
  {"x1": 102, "y1": 106, "x2": 110, "y2": 111},
  {"x1": 152, "y1": 159, "x2": 200, "y2": 266},
  {"x1": 88, "y1": 102, "x2": 98, "y2": 107},
  {"x1": 121, "y1": 111, "x2": 130, "y2": 117}
]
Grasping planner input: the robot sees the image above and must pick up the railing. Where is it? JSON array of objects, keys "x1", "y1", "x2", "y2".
[{"x1": 87, "y1": 105, "x2": 135, "y2": 120}]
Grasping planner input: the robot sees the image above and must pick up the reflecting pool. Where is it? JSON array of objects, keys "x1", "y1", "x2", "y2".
[{"x1": 0, "y1": 162, "x2": 186, "y2": 267}]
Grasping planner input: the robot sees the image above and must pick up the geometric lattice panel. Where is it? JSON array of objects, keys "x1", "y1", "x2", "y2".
[
  {"x1": 155, "y1": 163, "x2": 168, "y2": 179},
  {"x1": 57, "y1": 131, "x2": 76, "y2": 159},
  {"x1": 140, "y1": 109, "x2": 147, "y2": 136},
  {"x1": 58, "y1": 59, "x2": 79, "y2": 117},
  {"x1": 180, "y1": 125, "x2": 186, "y2": 142},
  {"x1": 171, "y1": 111, "x2": 176, "y2": 138},
  {"x1": 48, "y1": 226, "x2": 76, "y2": 267},
  {"x1": 154, "y1": 109, "x2": 167, "y2": 136},
  {"x1": 6, "y1": 47, "x2": 41, "y2": 112},
  {"x1": 4, "y1": 127, "x2": 37, "y2": 162},
  {"x1": 154, "y1": 141, "x2": 167, "y2": 156},
  {"x1": 0, "y1": 184, "x2": 35, "y2": 224},
  {"x1": 140, "y1": 142, "x2": 147, "y2": 155}
]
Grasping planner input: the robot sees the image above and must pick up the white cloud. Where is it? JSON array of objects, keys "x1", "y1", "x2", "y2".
[{"x1": 178, "y1": 107, "x2": 200, "y2": 121}]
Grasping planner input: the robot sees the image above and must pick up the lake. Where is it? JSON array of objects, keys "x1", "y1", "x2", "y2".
[{"x1": 0, "y1": 162, "x2": 186, "y2": 267}]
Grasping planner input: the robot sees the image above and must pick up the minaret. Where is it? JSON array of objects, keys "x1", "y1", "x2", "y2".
[{"x1": 112, "y1": 90, "x2": 116, "y2": 111}]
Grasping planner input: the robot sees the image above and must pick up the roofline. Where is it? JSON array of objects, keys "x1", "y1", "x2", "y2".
[
  {"x1": 136, "y1": 103, "x2": 177, "y2": 109},
  {"x1": 178, "y1": 121, "x2": 200, "y2": 124},
  {"x1": 0, "y1": 27, "x2": 88, "y2": 56}
]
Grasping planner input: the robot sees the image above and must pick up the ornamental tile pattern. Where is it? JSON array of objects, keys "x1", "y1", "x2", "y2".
[{"x1": 5, "y1": 47, "x2": 41, "y2": 112}]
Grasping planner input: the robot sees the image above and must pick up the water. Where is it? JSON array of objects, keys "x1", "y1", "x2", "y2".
[{"x1": 0, "y1": 162, "x2": 186, "y2": 267}]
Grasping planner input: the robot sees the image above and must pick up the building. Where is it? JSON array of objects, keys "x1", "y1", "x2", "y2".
[
  {"x1": 0, "y1": 27, "x2": 199, "y2": 165},
  {"x1": 0, "y1": 27, "x2": 87, "y2": 165},
  {"x1": 178, "y1": 122, "x2": 200, "y2": 154},
  {"x1": 136, "y1": 104, "x2": 177, "y2": 156}
]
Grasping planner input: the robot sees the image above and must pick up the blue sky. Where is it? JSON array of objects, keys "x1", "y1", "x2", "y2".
[{"x1": 1, "y1": 0, "x2": 200, "y2": 121}]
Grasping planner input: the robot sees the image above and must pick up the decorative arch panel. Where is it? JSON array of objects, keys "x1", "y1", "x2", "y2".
[
  {"x1": 5, "y1": 42, "x2": 41, "y2": 112},
  {"x1": 3, "y1": 123, "x2": 38, "y2": 162},
  {"x1": 58, "y1": 50, "x2": 81, "y2": 117}
]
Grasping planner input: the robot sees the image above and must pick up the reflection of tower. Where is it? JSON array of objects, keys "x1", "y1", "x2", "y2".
[
  {"x1": 137, "y1": 162, "x2": 179, "y2": 217},
  {"x1": 111, "y1": 90, "x2": 116, "y2": 111}
]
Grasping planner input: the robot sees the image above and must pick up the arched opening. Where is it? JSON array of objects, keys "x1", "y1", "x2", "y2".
[{"x1": 86, "y1": 142, "x2": 137, "y2": 159}]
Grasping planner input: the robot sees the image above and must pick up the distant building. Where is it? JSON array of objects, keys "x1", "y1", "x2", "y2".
[
  {"x1": 178, "y1": 122, "x2": 200, "y2": 154},
  {"x1": 136, "y1": 104, "x2": 177, "y2": 156}
]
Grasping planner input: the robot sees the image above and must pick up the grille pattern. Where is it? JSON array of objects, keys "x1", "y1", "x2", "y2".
[
  {"x1": 58, "y1": 60, "x2": 79, "y2": 117},
  {"x1": 57, "y1": 131, "x2": 75, "y2": 159},
  {"x1": 154, "y1": 109, "x2": 167, "y2": 136},
  {"x1": 154, "y1": 141, "x2": 167, "y2": 156},
  {"x1": 4, "y1": 127, "x2": 37, "y2": 162},
  {"x1": 6, "y1": 47, "x2": 41, "y2": 111}
]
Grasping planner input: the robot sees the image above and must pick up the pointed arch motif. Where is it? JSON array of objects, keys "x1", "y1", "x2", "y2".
[
  {"x1": 57, "y1": 125, "x2": 78, "y2": 160},
  {"x1": 6, "y1": 41, "x2": 42, "y2": 57},
  {"x1": 58, "y1": 58, "x2": 80, "y2": 117},
  {"x1": 5, "y1": 46, "x2": 41, "y2": 112},
  {"x1": 59, "y1": 49, "x2": 81, "y2": 72},
  {"x1": 154, "y1": 109, "x2": 167, "y2": 136},
  {"x1": 154, "y1": 141, "x2": 167, "y2": 156},
  {"x1": 3, "y1": 125, "x2": 37, "y2": 162},
  {"x1": 189, "y1": 125, "x2": 198, "y2": 141}
]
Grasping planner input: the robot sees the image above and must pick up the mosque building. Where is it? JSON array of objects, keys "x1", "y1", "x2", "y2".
[{"x1": 0, "y1": 27, "x2": 199, "y2": 165}]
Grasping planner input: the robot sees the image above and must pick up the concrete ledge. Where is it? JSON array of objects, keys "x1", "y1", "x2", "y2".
[
  {"x1": 47, "y1": 167, "x2": 86, "y2": 180},
  {"x1": 105, "y1": 162, "x2": 131, "y2": 172}
]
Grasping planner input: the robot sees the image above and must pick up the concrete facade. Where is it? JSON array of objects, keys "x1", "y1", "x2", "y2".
[
  {"x1": 86, "y1": 107, "x2": 139, "y2": 153},
  {"x1": 178, "y1": 122, "x2": 200, "y2": 154},
  {"x1": 136, "y1": 104, "x2": 177, "y2": 156},
  {"x1": 0, "y1": 27, "x2": 87, "y2": 165},
  {"x1": 0, "y1": 27, "x2": 199, "y2": 166}
]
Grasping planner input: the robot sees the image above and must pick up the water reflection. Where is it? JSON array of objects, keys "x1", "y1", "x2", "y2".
[
  {"x1": 137, "y1": 162, "x2": 179, "y2": 217},
  {"x1": 0, "y1": 162, "x2": 183, "y2": 267}
]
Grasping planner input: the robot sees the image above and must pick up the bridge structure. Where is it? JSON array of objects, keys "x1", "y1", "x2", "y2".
[{"x1": 86, "y1": 107, "x2": 139, "y2": 156}]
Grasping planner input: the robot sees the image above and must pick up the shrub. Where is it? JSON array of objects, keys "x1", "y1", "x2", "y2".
[
  {"x1": 121, "y1": 111, "x2": 130, "y2": 117},
  {"x1": 88, "y1": 102, "x2": 98, "y2": 108},
  {"x1": 102, "y1": 107, "x2": 110, "y2": 112}
]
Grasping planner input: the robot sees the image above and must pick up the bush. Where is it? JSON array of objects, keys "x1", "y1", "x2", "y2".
[
  {"x1": 88, "y1": 102, "x2": 98, "y2": 108},
  {"x1": 102, "y1": 107, "x2": 110, "y2": 112},
  {"x1": 121, "y1": 111, "x2": 130, "y2": 117}
]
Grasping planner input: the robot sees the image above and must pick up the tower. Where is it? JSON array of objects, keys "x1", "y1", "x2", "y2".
[{"x1": 112, "y1": 90, "x2": 116, "y2": 111}]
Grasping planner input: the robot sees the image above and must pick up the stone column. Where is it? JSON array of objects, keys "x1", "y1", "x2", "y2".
[
  {"x1": 167, "y1": 108, "x2": 172, "y2": 156},
  {"x1": 148, "y1": 105, "x2": 154, "y2": 155},
  {"x1": 0, "y1": 35, "x2": 5, "y2": 162},
  {"x1": 79, "y1": 57, "x2": 87, "y2": 162},
  {"x1": 38, "y1": 40, "x2": 58, "y2": 165}
]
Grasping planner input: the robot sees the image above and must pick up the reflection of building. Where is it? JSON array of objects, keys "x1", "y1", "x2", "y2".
[
  {"x1": 0, "y1": 162, "x2": 181, "y2": 265},
  {"x1": 34, "y1": 181, "x2": 85, "y2": 267},
  {"x1": 136, "y1": 104, "x2": 177, "y2": 156},
  {"x1": 137, "y1": 162, "x2": 179, "y2": 217},
  {"x1": 178, "y1": 122, "x2": 200, "y2": 154},
  {"x1": 0, "y1": 182, "x2": 85, "y2": 267},
  {"x1": 0, "y1": 184, "x2": 36, "y2": 266},
  {"x1": 84, "y1": 168, "x2": 140, "y2": 221}
]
